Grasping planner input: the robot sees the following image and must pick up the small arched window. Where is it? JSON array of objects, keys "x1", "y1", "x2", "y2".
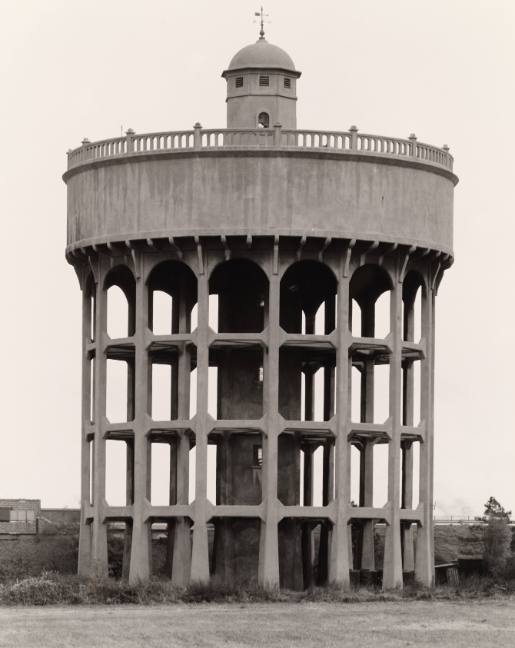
[{"x1": 257, "y1": 112, "x2": 270, "y2": 128}]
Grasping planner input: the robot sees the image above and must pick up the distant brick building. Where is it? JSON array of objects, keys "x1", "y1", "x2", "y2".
[{"x1": 0, "y1": 499, "x2": 39, "y2": 536}]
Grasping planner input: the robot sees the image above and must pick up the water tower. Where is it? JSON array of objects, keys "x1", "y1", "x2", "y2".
[{"x1": 64, "y1": 22, "x2": 457, "y2": 590}]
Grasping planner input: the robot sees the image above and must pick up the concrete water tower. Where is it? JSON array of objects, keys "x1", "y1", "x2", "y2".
[{"x1": 64, "y1": 20, "x2": 457, "y2": 590}]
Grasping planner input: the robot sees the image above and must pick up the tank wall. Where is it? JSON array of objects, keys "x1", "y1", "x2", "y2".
[{"x1": 66, "y1": 153, "x2": 454, "y2": 254}]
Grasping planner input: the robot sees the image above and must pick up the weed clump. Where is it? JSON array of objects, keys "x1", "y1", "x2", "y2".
[{"x1": 0, "y1": 571, "x2": 514, "y2": 606}]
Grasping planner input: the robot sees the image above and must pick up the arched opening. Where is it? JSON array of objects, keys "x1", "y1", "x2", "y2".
[
  {"x1": 147, "y1": 262, "x2": 197, "y2": 423},
  {"x1": 85, "y1": 278, "x2": 96, "y2": 424},
  {"x1": 280, "y1": 260, "x2": 337, "y2": 334},
  {"x1": 209, "y1": 259, "x2": 267, "y2": 421},
  {"x1": 402, "y1": 272, "x2": 424, "y2": 433},
  {"x1": 349, "y1": 264, "x2": 392, "y2": 339},
  {"x1": 257, "y1": 112, "x2": 270, "y2": 128},
  {"x1": 84, "y1": 274, "x2": 96, "y2": 342},
  {"x1": 402, "y1": 271, "x2": 424, "y2": 343},
  {"x1": 147, "y1": 261, "x2": 197, "y2": 335},
  {"x1": 105, "y1": 266, "x2": 136, "y2": 339},
  {"x1": 205, "y1": 258, "x2": 265, "y2": 576},
  {"x1": 209, "y1": 259, "x2": 268, "y2": 334}
]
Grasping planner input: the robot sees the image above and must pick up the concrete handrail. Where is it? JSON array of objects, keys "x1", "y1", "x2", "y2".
[{"x1": 67, "y1": 125, "x2": 454, "y2": 172}]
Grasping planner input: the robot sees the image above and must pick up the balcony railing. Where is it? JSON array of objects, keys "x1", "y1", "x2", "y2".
[{"x1": 67, "y1": 124, "x2": 454, "y2": 172}]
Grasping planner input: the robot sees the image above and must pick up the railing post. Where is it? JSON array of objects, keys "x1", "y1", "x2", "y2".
[
  {"x1": 409, "y1": 133, "x2": 417, "y2": 158},
  {"x1": 349, "y1": 125, "x2": 358, "y2": 150},
  {"x1": 194, "y1": 122, "x2": 202, "y2": 150},
  {"x1": 125, "y1": 128, "x2": 135, "y2": 154},
  {"x1": 81, "y1": 138, "x2": 90, "y2": 163},
  {"x1": 442, "y1": 144, "x2": 450, "y2": 168},
  {"x1": 273, "y1": 123, "x2": 282, "y2": 147}
]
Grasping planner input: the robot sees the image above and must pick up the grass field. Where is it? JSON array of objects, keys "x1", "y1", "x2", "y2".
[{"x1": 0, "y1": 598, "x2": 514, "y2": 648}]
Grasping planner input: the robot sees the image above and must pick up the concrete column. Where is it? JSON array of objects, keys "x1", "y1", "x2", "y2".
[
  {"x1": 403, "y1": 364, "x2": 414, "y2": 427},
  {"x1": 426, "y1": 288, "x2": 436, "y2": 585},
  {"x1": 122, "y1": 438, "x2": 134, "y2": 579},
  {"x1": 361, "y1": 442, "x2": 375, "y2": 570},
  {"x1": 318, "y1": 435, "x2": 334, "y2": 584},
  {"x1": 361, "y1": 359, "x2": 375, "y2": 572},
  {"x1": 258, "y1": 272, "x2": 280, "y2": 588},
  {"x1": 190, "y1": 271, "x2": 210, "y2": 583},
  {"x1": 164, "y1": 440, "x2": 177, "y2": 577},
  {"x1": 123, "y1": 361, "x2": 135, "y2": 580},
  {"x1": 129, "y1": 261, "x2": 152, "y2": 583},
  {"x1": 213, "y1": 435, "x2": 230, "y2": 583},
  {"x1": 305, "y1": 310, "x2": 315, "y2": 335},
  {"x1": 302, "y1": 446, "x2": 314, "y2": 587},
  {"x1": 429, "y1": 292, "x2": 436, "y2": 582},
  {"x1": 171, "y1": 328, "x2": 193, "y2": 585},
  {"x1": 304, "y1": 367, "x2": 315, "y2": 422},
  {"x1": 401, "y1": 441, "x2": 415, "y2": 572},
  {"x1": 90, "y1": 274, "x2": 108, "y2": 577},
  {"x1": 172, "y1": 432, "x2": 191, "y2": 585},
  {"x1": 402, "y1": 294, "x2": 416, "y2": 574},
  {"x1": 302, "y1": 332, "x2": 316, "y2": 586},
  {"x1": 171, "y1": 362, "x2": 179, "y2": 420},
  {"x1": 303, "y1": 446, "x2": 314, "y2": 505},
  {"x1": 78, "y1": 283, "x2": 93, "y2": 577},
  {"x1": 329, "y1": 267, "x2": 351, "y2": 589},
  {"x1": 415, "y1": 286, "x2": 435, "y2": 586},
  {"x1": 382, "y1": 272, "x2": 403, "y2": 590}
]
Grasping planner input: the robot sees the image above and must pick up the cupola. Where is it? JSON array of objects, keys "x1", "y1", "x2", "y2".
[{"x1": 222, "y1": 32, "x2": 301, "y2": 129}]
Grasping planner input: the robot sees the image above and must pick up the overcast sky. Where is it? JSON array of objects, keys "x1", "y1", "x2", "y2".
[{"x1": 1, "y1": 0, "x2": 514, "y2": 515}]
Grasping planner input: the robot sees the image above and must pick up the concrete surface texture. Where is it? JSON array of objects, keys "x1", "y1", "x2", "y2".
[{"x1": 64, "y1": 31, "x2": 456, "y2": 590}]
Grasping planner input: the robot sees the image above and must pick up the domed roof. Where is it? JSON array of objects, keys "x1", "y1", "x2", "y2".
[{"x1": 226, "y1": 38, "x2": 296, "y2": 72}]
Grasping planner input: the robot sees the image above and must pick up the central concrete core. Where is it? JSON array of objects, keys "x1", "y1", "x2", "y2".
[{"x1": 64, "y1": 31, "x2": 457, "y2": 591}]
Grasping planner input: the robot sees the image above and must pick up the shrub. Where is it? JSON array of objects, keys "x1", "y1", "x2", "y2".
[
  {"x1": 484, "y1": 517, "x2": 512, "y2": 578},
  {"x1": 481, "y1": 496, "x2": 513, "y2": 579}
]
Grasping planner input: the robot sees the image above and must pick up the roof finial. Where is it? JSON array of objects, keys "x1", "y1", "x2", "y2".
[{"x1": 254, "y1": 6, "x2": 269, "y2": 40}]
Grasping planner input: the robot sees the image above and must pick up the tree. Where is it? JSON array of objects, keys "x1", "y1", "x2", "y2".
[
  {"x1": 483, "y1": 496, "x2": 511, "y2": 521},
  {"x1": 482, "y1": 497, "x2": 512, "y2": 578}
]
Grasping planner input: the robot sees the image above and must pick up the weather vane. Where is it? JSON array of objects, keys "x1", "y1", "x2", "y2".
[{"x1": 254, "y1": 6, "x2": 270, "y2": 40}]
